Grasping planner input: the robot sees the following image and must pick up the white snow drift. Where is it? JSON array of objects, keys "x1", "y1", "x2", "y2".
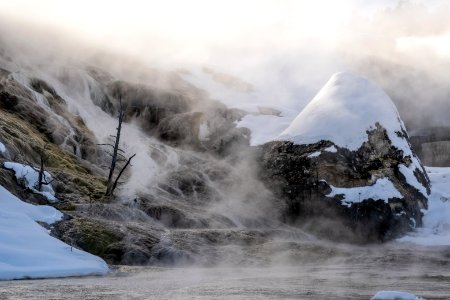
[
  {"x1": 0, "y1": 184, "x2": 108, "y2": 280},
  {"x1": 3, "y1": 162, "x2": 58, "y2": 202}
]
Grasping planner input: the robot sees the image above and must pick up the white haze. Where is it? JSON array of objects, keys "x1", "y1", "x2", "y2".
[{"x1": 2, "y1": 0, "x2": 450, "y2": 117}]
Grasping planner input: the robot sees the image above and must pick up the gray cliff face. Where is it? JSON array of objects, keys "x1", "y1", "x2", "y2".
[{"x1": 259, "y1": 123, "x2": 430, "y2": 243}]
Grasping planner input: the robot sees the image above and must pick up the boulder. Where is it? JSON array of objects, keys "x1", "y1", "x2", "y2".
[{"x1": 259, "y1": 72, "x2": 431, "y2": 243}]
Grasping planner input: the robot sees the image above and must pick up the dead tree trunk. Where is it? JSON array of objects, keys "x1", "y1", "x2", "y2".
[
  {"x1": 37, "y1": 152, "x2": 45, "y2": 191},
  {"x1": 36, "y1": 144, "x2": 52, "y2": 191},
  {"x1": 104, "y1": 98, "x2": 135, "y2": 197},
  {"x1": 111, "y1": 153, "x2": 136, "y2": 194}
]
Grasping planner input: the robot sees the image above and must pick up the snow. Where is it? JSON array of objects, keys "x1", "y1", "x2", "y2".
[
  {"x1": 238, "y1": 114, "x2": 293, "y2": 146},
  {"x1": 399, "y1": 167, "x2": 450, "y2": 245},
  {"x1": 324, "y1": 145, "x2": 337, "y2": 153},
  {"x1": 3, "y1": 162, "x2": 57, "y2": 203},
  {"x1": 278, "y1": 72, "x2": 428, "y2": 197},
  {"x1": 307, "y1": 151, "x2": 321, "y2": 158},
  {"x1": 398, "y1": 164, "x2": 427, "y2": 197},
  {"x1": 307, "y1": 146, "x2": 338, "y2": 158},
  {"x1": 327, "y1": 177, "x2": 403, "y2": 207},
  {"x1": 278, "y1": 73, "x2": 417, "y2": 155},
  {"x1": 0, "y1": 141, "x2": 5, "y2": 154},
  {"x1": 0, "y1": 184, "x2": 108, "y2": 280},
  {"x1": 371, "y1": 291, "x2": 423, "y2": 300}
]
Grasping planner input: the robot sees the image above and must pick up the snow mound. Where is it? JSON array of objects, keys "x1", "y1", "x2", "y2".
[
  {"x1": 279, "y1": 72, "x2": 409, "y2": 152},
  {"x1": 3, "y1": 162, "x2": 58, "y2": 202},
  {"x1": 0, "y1": 185, "x2": 108, "y2": 280},
  {"x1": 371, "y1": 291, "x2": 423, "y2": 300}
]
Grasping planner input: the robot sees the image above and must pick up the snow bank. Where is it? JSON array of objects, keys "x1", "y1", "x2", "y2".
[
  {"x1": 327, "y1": 178, "x2": 402, "y2": 207},
  {"x1": 3, "y1": 162, "x2": 57, "y2": 202},
  {"x1": 0, "y1": 184, "x2": 108, "y2": 280},
  {"x1": 399, "y1": 167, "x2": 450, "y2": 245},
  {"x1": 371, "y1": 291, "x2": 423, "y2": 300}
]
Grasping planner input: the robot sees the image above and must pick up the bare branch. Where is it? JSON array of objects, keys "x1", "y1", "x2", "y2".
[{"x1": 110, "y1": 153, "x2": 136, "y2": 195}]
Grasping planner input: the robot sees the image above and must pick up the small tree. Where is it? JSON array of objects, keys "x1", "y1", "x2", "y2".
[
  {"x1": 101, "y1": 97, "x2": 136, "y2": 197},
  {"x1": 36, "y1": 144, "x2": 53, "y2": 191}
]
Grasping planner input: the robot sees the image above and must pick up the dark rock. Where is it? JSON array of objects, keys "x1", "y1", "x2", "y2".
[{"x1": 259, "y1": 124, "x2": 430, "y2": 243}]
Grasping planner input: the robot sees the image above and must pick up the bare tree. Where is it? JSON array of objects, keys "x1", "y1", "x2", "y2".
[
  {"x1": 36, "y1": 144, "x2": 53, "y2": 191},
  {"x1": 101, "y1": 97, "x2": 136, "y2": 197}
]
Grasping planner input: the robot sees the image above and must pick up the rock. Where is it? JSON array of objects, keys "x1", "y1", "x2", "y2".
[{"x1": 259, "y1": 72, "x2": 430, "y2": 243}]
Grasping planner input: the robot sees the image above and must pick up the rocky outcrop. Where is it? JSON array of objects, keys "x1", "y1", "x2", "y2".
[{"x1": 259, "y1": 73, "x2": 431, "y2": 243}]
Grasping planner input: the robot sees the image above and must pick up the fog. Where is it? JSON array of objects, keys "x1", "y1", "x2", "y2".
[
  {"x1": 2, "y1": 0, "x2": 450, "y2": 131},
  {"x1": 1, "y1": 3, "x2": 450, "y2": 298}
]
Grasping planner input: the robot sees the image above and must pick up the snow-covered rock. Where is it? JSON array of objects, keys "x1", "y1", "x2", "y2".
[
  {"x1": 3, "y1": 162, "x2": 57, "y2": 203},
  {"x1": 260, "y1": 72, "x2": 430, "y2": 242},
  {"x1": 0, "y1": 184, "x2": 108, "y2": 280}
]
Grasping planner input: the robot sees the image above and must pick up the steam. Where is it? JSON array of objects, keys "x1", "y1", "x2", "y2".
[
  {"x1": 2, "y1": 1, "x2": 450, "y2": 125},
  {"x1": 1, "y1": 0, "x2": 450, "y2": 269}
]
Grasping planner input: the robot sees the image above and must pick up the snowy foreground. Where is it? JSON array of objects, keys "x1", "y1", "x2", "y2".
[{"x1": 0, "y1": 185, "x2": 108, "y2": 280}]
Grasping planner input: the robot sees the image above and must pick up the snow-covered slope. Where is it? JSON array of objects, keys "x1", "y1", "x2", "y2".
[
  {"x1": 279, "y1": 72, "x2": 408, "y2": 152},
  {"x1": 0, "y1": 182, "x2": 108, "y2": 279}
]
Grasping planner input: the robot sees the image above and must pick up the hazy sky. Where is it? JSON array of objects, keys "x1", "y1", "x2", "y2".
[{"x1": 1, "y1": 0, "x2": 450, "y2": 66}]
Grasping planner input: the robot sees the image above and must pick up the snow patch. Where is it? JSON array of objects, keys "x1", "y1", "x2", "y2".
[
  {"x1": 398, "y1": 164, "x2": 427, "y2": 197},
  {"x1": 3, "y1": 162, "x2": 57, "y2": 202},
  {"x1": 307, "y1": 151, "x2": 321, "y2": 158},
  {"x1": 324, "y1": 145, "x2": 337, "y2": 153},
  {"x1": 371, "y1": 291, "x2": 423, "y2": 300},
  {"x1": 0, "y1": 142, "x2": 6, "y2": 154},
  {"x1": 327, "y1": 177, "x2": 402, "y2": 207},
  {"x1": 0, "y1": 184, "x2": 108, "y2": 280}
]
